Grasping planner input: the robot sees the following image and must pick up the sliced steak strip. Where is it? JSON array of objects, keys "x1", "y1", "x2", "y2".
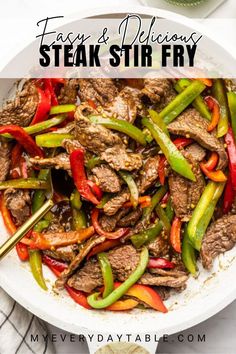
[
  {"x1": 78, "y1": 79, "x2": 118, "y2": 106},
  {"x1": 168, "y1": 151, "x2": 205, "y2": 221},
  {"x1": 74, "y1": 106, "x2": 123, "y2": 154},
  {"x1": 140, "y1": 272, "x2": 188, "y2": 288},
  {"x1": 0, "y1": 81, "x2": 38, "y2": 127},
  {"x1": 0, "y1": 138, "x2": 11, "y2": 182},
  {"x1": 61, "y1": 139, "x2": 85, "y2": 154},
  {"x1": 101, "y1": 146, "x2": 142, "y2": 172},
  {"x1": 117, "y1": 207, "x2": 142, "y2": 227},
  {"x1": 30, "y1": 153, "x2": 71, "y2": 172},
  {"x1": 75, "y1": 105, "x2": 142, "y2": 171},
  {"x1": 4, "y1": 188, "x2": 31, "y2": 226},
  {"x1": 138, "y1": 155, "x2": 159, "y2": 193},
  {"x1": 103, "y1": 86, "x2": 141, "y2": 124},
  {"x1": 99, "y1": 209, "x2": 129, "y2": 232},
  {"x1": 200, "y1": 214, "x2": 236, "y2": 269},
  {"x1": 168, "y1": 108, "x2": 228, "y2": 170},
  {"x1": 147, "y1": 237, "x2": 170, "y2": 258},
  {"x1": 44, "y1": 245, "x2": 78, "y2": 263},
  {"x1": 141, "y1": 79, "x2": 174, "y2": 104},
  {"x1": 184, "y1": 143, "x2": 206, "y2": 162},
  {"x1": 68, "y1": 245, "x2": 188, "y2": 293},
  {"x1": 58, "y1": 79, "x2": 79, "y2": 104},
  {"x1": 91, "y1": 164, "x2": 121, "y2": 193},
  {"x1": 103, "y1": 188, "x2": 130, "y2": 216},
  {"x1": 56, "y1": 235, "x2": 106, "y2": 289}
]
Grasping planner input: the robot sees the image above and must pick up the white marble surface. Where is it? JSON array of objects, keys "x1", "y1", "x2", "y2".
[{"x1": 1, "y1": 1, "x2": 236, "y2": 353}]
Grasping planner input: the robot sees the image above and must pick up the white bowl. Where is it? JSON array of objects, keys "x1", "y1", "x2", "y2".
[{"x1": 0, "y1": 6, "x2": 236, "y2": 353}]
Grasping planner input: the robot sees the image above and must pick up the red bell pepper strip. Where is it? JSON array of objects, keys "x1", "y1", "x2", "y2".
[
  {"x1": 113, "y1": 282, "x2": 168, "y2": 313},
  {"x1": 30, "y1": 87, "x2": 51, "y2": 125},
  {"x1": 0, "y1": 125, "x2": 44, "y2": 158},
  {"x1": 42, "y1": 255, "x2": 91, "y2": 309},
  {"x1": 173, "y1": 137, "x2": 193, "y2": 149},
  {"x1": 158, "y1": 155, "x2": 166, "y2": 186},
  {"x1": 91, "y1": 209, "x2": 129, "y2": 240},
  {"x1": 158, "y1": 138, "x2": 193, "y2": 185},
  {"x1": 70, "y1": 149, "x2": 101, "y2": 205},
  {"x1": 51, "y1": 78, "x2": 65, "y2": 85},
  {"x1": 42, "y1": 254, "x2": 67, "y2": 272},
  {"x1": 22, "y1": 226, "x2": 95, "y2": 250},
  {"x1": 170, "y1": 216, "x2": 182, "y2": 253},
  {"x1": 202, "y1": 152, "x2": 218, "y2": 171},
  {"x1": 87, "y1": 180, "x2": 103, "y2": 200},
  {"x1": 87, "y1": 239, "x2": 121, "y2": 259},
  {"x1": 87, "y1": 99, "x2": 97, "y2": 110},
  {"x1": 0, "y1": 193, "x2": 29, "y2": 261},
  {"x1": 225, "y1": 127, "x2": 236, "y2": 191},
  {"x1": 200, "y1": 163, "x2": 227, "y2": 182},
  {"x1": 160, "y1": 191, "x2": 170, "y2": 205},
  {"x1": 43, "y1": 79, "x2": 58, "y2": 106},
  {"x1": 123, "y1": 196, "x2": 151, "y2": 209},
  {"x1": 205, "y1": 96, "x2": 220, "y2": 132},
  {"x1": 148, "y1": 257, "x2": 175, "y2": 269},
  {"x1": 106, "y1": 298, "x2": 138, "y2": 311},
  {"x1": 223, "y1": 175, "x2": 234, "y2": 214},
  {"x1": 196, "y1": 78, "x2": 212, "y2": 87}
]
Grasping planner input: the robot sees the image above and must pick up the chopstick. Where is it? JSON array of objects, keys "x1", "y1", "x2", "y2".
[{"x1": 0, "y1": 199, "x2": 54, "y2": 261}]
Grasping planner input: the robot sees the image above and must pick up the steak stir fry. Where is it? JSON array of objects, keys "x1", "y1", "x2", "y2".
[{"x1": 1, "y1": 77, "x2": 236, "y2": 312}]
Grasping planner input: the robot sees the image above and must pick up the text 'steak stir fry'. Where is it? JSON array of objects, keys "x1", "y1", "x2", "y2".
[{"x1": 1, "y1": 77, "x2": 236, "y2": 312}]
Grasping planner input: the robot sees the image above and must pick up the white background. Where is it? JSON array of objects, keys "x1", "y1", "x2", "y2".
[{"x1": 0, "y1": 0, "x2": 236, "y2": 353}]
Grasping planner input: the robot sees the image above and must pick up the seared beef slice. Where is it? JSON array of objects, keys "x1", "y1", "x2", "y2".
[
  {"x1": 74, "y1": 107, "x2": 142, "y2": 171},
  {"x1": 168, "y1": 151, "x2": 205, "y2": 221},
  {"x1": 168, "y1": 108, "x2": 228, "y2": 169},
  {"x1": 0, "y1": 81, "x2": 38, "y2": 126},
  {"x1": 201, "y1": 214, "x2": 236, "y2": 269},
  {"x1": 78, "y1": 79, "x2": 118, "y2": 106},
  {"x1": 4, "y1": 188, "x2": 31, "y2": 225},
  {"x1": 68, "y1": 245, "x2": 188, "y2": 293},
  {"x1": 0, "y1": 138, "x2": 11, "y2": 182}
]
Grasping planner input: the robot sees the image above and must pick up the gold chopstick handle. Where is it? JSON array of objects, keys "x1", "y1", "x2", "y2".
[{"x1": 0, "y1": 199, "x2": 54, "y2": 261}]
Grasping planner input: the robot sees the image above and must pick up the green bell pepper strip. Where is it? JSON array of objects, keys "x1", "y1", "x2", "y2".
[
  {"x1": 142, "y1": 185, "x2": 168, "y2": 223},
  {"x1": 32, "y1": 170, "x2": 50, "y2": 214},
  {"x1": 87, "y1": 247, "x2": 148, "y2": 309},
  {"x1": 1, "y1": 115, "x2": 67, "y2": 139},
  {"x1": 89, "y1": 116, "x2": 147, "y2": 146},
  {"x1": 72, "y1": 209, "x2": 87, "y2": 230},
  {"x1": 119, "y1": 171, "x2": 139, "y2": 208},
  {"x1": 30, "y1": 176, "x2": 51, "y2": 291},
  {"x1": 85, "y1": 156, "x2": 102, "y2": 170},
  {"x1": 36, "y1": 133, "x2": 73, "y2": 147},
  {"x1": 143, "y1": 127, "x2": 153, "y2": 143},
  {"x1": 212, "y1": 79, "x2": 229, "y2": 137},
  {"x1": 70, "y1": 190, "x2": 87, "y2": 229},
  {"x1": 165, "y1": 199, "x2": 174, "y2": 223},
  {"x1": 131, "y1": 222, "x2": 163, "y2": 248},
  {"x1": 148, "y1": 109, "x2": 169, "y2": 137},
  {"x1": 159, "y1": 80, "x2": 206, "y2": 125},
  {"x1": 187, "y1": 181, "x2": 225, "y2": 251},
  {"x1": 0, "y1": 178, "x2": 49, "y2": 190},
  {"x1": 142, "y1": 118, "x2": 196, "y2": 181},
  {"x1": 49, "y1": 104, "x2": 76, "y2": 115},
  {"x1": 70, "y1": 190, "x2": 82, "y2": 210},
  {"x1": 29, "y1": 250, "x2": 47, "y2": 290},
  {"x1": 182, "y1": 226, "x2": 197, "y2": 275},
  {"x1": 96, "y1": 194, "x2": 111, "y2": 209},
  {"x1": 174, "y1": 79, "x2": 211, "y2": 121},
  {"x1": 97, "y1": 252, "x2": 114, "y2": 298},
  {"x1": 227, "y1": 91, "x2": 236, "y2": 141},
  {"x1": 155, "y1": 204, "x2": 171, "y2": 232}
]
